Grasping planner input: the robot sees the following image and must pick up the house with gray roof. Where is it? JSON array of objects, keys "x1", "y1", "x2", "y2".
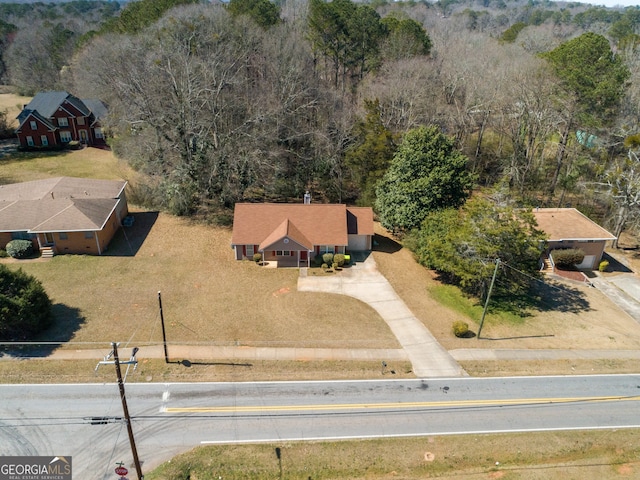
[
  {"x1": 15, "y1": 91, "x2": 107, "y2": 149},
  {"x1": 0, "y1": 177, "x2": 128, "y2": 256}
]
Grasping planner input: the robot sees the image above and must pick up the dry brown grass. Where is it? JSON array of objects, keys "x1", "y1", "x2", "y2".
[
  {"x1": 372, "y1": 224, "x2": 640, "y2": 374},
  {"x1": 147, "y1": 430, "x2": 640, "y2": 480},
  {"x1": 8, "y1": 212, "x2": 399, "y2": 351},
  {"x1": 0, "y1": 93, "x2": 32, "y2": 128},
  {"x1": 3, "y1": 144, "x2": 640, "y2": 379}
]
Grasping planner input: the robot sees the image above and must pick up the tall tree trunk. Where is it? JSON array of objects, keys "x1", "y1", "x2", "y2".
[{"x1": 548, "y1": 121, "x2": 571, "y2": 197}]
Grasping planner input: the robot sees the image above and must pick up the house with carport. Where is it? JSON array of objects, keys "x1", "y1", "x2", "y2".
[
  {"x1": 0, "y1": 176, "x2": 128, "y2": 256},
  {"x1": 231, "y1": 203, "x2": 374, "y2": 267},
  {"x1": 532, "y1": 207, "x2": 616, "y2": 270}
]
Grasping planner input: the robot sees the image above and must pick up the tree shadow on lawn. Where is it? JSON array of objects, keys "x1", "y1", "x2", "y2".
[
  {"x1": 104, "y1": 211, "x2": 159, "y2": 257},
  {"x1": 500, "y1": 278, "x2": 591, "y2": 315},
  {"x1": 0, "y1": 303, "x2": 85, "y2": 358},
  {"x1": 373, "y1": 233, "x2": 402, "y2": 254}
]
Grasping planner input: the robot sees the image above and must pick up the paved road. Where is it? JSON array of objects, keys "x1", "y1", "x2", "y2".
[
  {"x1": 298, "y1": 255, "x2": 465, "y2": 377},
  {"x1": 1, "y1": 376, "x2": 639, "y2": 480}
]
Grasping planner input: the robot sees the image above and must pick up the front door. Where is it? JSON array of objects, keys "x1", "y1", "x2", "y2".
[
  {"x1": 79, "y1": 130, "x2": 88, "y2": 143},
  {"x1": 44, "y1": 233, "x2": 54, "y2": 245}
]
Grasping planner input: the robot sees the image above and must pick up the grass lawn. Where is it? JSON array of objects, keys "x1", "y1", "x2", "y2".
[
  {"x1": 7, "y1": 212, "x2": 399, "y2": 350},
  {"x1": 146, "y1": 430, "x2": 640, "y2": 480}
]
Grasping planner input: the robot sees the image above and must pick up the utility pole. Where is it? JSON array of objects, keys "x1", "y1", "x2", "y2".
[
  {"x1": 158, "y1": 291, "x2": 169, "y2": 363},
  {"x1": 96, "y1": 343, "x2": 144, "y2": 480},
  {"x1": 477, "y1": 258, "x2": 500, "y2": 340}
]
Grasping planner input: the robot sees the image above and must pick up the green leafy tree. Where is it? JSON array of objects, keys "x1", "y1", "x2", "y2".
[
  {"x1": 499, "y1": 21, "x2": 526, "y2": 43},
  {"x1": 0, "y1": 265, "x2": 52, "y2": 341},
  {"x1": 227, "y1": 0, "x2": 280, "y2": 29},
  {"x1": 540, "y1": 33, "x2": 630, "y2": 195},
  {"x1": 380, "y1": 16, "x2": 431, "y2": 60},
  {"x1": 307, "y1": 0, "x2": 385, "y2": 88},
  {"x1": 406, "y1": 197, "x2": 546, "y2": 299},
  {"x1": 375, "y1": 125, "x2": 475, "y2": 234},
  {"x1": 101, "y1": 0, "x2": 200, "y2": 34},
  {"x1": 345, "y1": 99, "x2": 397, "y2": 206}
]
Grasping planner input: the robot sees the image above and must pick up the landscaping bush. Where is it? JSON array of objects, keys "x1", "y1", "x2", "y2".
[
  {"x1": 322, "y1": 252, "x2": 334, "y2": 265},
  {"x1": 333, "y1": 253, "x2": 345, "y2": 267},
  {"x1": 0, "y1": 249, "x2": 7, "y2": 258},
  {"x1": 252, "y1": 253, "x2": 262, "y2": 263},
  {"x1": 6, "y1": 240, "x2": 34, "y2": 259},
  {"x1": 0, "y1": 264, "x2": 52, "y2": 340},
  {"x1": 314, "y1": 254, "x2": 324, "y2": 267},
  {"x1": 321, "y1": 263, "x2": 328, "y2": 269},
  {"x1": 452, "y1": 321, "x2": 469, "y2": 338},
  {"x1": 599, "y1": 260, "x2": 609, "y2": 272},
  {"x1": 332, "y1": 262, "x2": 339, "y2": 270},
  {"x1": 551, "y1": 248, "x2": 585, "y2": 268}
]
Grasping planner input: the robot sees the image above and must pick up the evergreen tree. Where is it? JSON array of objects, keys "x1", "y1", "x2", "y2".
[
  {"x1": 0, "y1": 265, "x2": 52, "y2": 341},
  {"x1": 375, "y1": 125, "x2": 475, "y2": 234}
]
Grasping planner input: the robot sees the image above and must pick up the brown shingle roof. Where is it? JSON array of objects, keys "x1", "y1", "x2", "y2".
[
  {"x1": 346, "y1": 207, "x2": 374, "y2": 235},
  {"x1": 0, "y1": 177, "x2": 126, "y2": 233},
  {"x1": 531, "y1": 208, "x2": 616, "y2": 241},
  {"x1": 232, "y1": 203, "x2": 365, "y2": 247}
]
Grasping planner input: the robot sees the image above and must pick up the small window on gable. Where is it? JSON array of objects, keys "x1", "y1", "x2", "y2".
[
  {"x1": 30, "y1": 120, "x2": 37, "y2": 130},
  {"x1": 58, "y1": 117, "x2": 68, "y2": 127},
  {"x1": 77, "y1": 117, "x2": 85, "y2": 126}
]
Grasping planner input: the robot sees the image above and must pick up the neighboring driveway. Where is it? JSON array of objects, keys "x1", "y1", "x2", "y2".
[
  {"x1": 591, "y1": 273, "x2": 640, "y2": 323},
  {"x1": 297, "y1": 255, "x2": 467, "y2": 378}
]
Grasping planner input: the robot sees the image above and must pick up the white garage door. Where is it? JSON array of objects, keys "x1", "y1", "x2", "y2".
[
  {"x1": 577, "y1": 255, "x2": 596, "y2": 269},
  {"x1": 348, "y1": 235, "x2": 368, "y2": 251}
]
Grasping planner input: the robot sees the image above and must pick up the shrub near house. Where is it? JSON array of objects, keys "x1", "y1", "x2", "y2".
[{"x1": 0, "y1": 265, "x2": 51, "y2": 340}]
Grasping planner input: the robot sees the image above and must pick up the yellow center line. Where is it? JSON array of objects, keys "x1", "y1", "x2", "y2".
[{"x1": 164, "y1": 395, "x2": 640, "y2": 413}]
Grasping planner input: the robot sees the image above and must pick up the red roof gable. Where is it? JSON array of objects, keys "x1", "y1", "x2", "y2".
[{"x1": 232, "y1": 203, "x2": 373, "y2": 248}]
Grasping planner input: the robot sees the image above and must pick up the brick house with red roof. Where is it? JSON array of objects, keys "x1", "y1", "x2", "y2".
[
  {"x1": 231, "y1": 203, "x2": 374, "y2": 267},
  {"x1": 532, "y1": 208, "x2": 616, "y2": 270}
]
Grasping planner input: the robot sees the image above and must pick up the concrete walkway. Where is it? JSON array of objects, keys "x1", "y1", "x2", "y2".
[
  {"x1": 297, "y1": 256, "x2": 466, "y2": 378},
  {"x1": 11, "y1": 345, "x2": 639, "y2": 364}
]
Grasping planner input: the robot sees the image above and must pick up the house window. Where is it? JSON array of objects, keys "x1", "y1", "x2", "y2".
[
  {"x1": 41, "y1": 135, "x2": 48, "y2": 146},
  {"x1": 58, "y1": 117, "x2": 68, "y2": 127},
  {"x1": 11, "y1": 231, "x2": 33, "y2": 240},
  {"x1": 320, "y1": 245, "x2": 334, "y2": 254},
  {"x1": 26, "y1": 136, "x2": 34, "y2": 146},
  {"x1": 84, "y1": 231, "x2": 94, "y2": 239},
  {"x1": 246, "y1": 245, "x2": 254, "y2": 257},
  {"x1": 59, "y1": 232, "x2": 68, "y2": 240},
  {"x1": 60, "y1": 131, "x2": 72, "y2": 142},
  {"x1": 276, "y1": 250, "x2": 291, "y2": 256},
  {"x1": 30, "y1": 120, "x2": 37, "y2": 130},
  {"x1": 94, "y1": 127, "x2": 104, "y2": 139},
  {"x1": 77, "y1": 117, "x2": 84, "y2": 126}
]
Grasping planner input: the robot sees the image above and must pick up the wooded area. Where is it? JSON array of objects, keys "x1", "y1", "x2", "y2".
[{"x1": 3, "y1": 0, "x2": 640, "y2": 281}]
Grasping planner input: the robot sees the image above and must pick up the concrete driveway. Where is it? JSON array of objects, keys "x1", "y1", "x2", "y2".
[
  {"x1": 297, "y1": 255, "x2": 466, "y2": 378},
  {"x1": 591, "y1": 272, "x2": 640, "y2": 322}
]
